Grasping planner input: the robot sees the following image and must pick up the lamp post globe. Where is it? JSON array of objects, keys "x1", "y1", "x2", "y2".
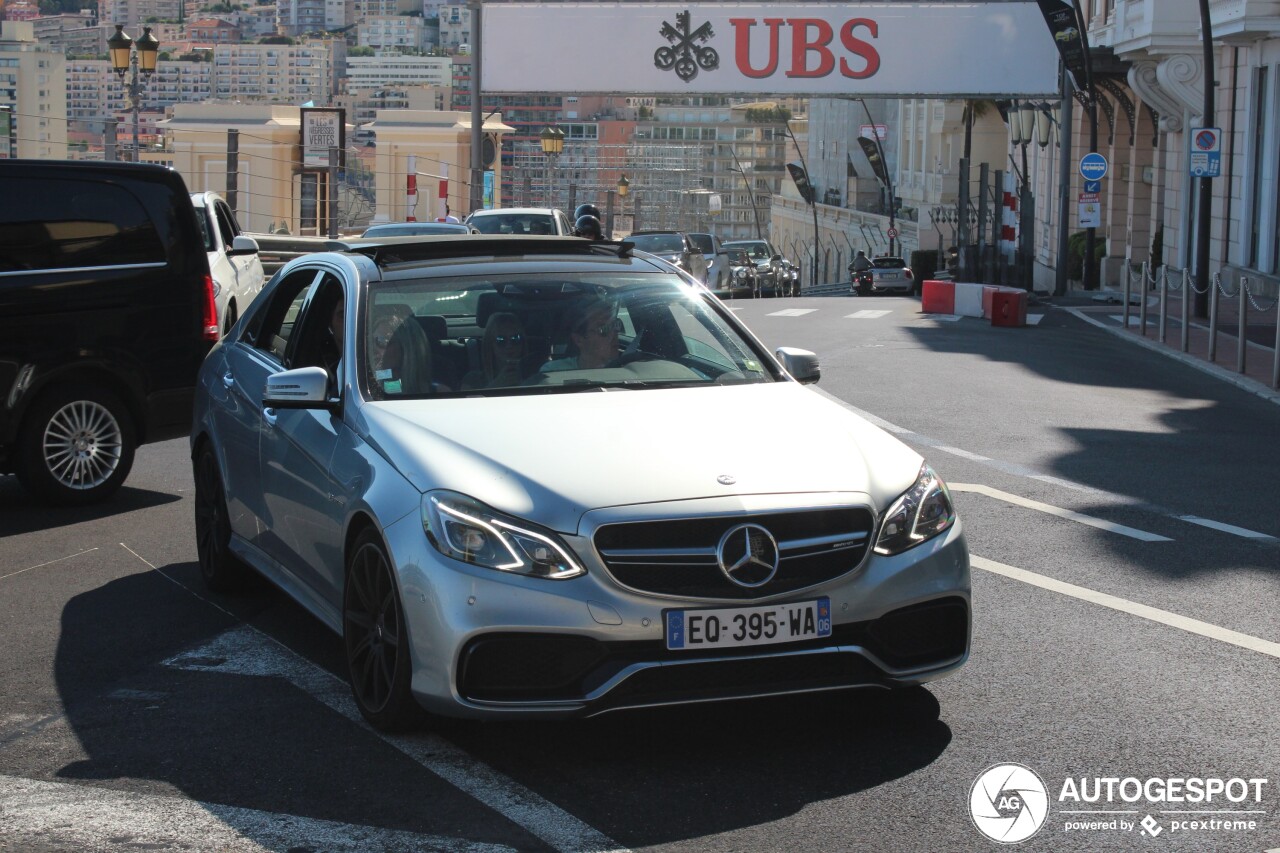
[{"x1": 108, "y1": 25, "x2": 132, "y2": 75}]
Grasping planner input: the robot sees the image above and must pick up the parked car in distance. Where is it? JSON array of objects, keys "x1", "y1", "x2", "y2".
[
  {"x1": 852, "y1": 256, "x2": 913, "y2": 296},
  {"x1": 686, "y1": 231, "x2": 731, "y2": 292},
  {"x1": 722, "y1": 239, "x2": 784, "y2": 296},
  {"x1": 191, "y1": 234, "x2": 970, "y2": 731},
  {"x1": 1, "y1": 160, "x2": 216, "y2": 505},
  {"x1": 191, "y1": 191, "x2": 265, "y2": 336},
  {"x1": 626, "y1": 230, "x2": 709, "y2": 284},
  {"x1": 362, "y1": 222, "x2": 478, "y2": 237},
  {"x1": 720, "y1": 246, "x2": 760, "y2": 298},
  {"x1": 464, "y1": 207, "x2": 574, "y2": 236}
]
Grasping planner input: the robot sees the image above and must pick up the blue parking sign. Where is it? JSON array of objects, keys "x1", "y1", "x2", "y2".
[{"x1": 1084, "y1": 179, "x2": 1101, "y2": 194}]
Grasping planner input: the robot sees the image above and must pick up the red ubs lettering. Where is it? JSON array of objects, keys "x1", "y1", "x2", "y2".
[{"x1": 729, "y1": 17, "x2": 880, "y2": 79}]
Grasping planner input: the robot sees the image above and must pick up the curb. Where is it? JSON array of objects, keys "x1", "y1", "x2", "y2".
[{"x1": 1063, "y1": 307, "x2": 1280, "y2": 408}]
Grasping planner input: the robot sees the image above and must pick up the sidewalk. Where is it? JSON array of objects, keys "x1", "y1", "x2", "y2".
[{"x1": 1036, "y1": 283, "x2": 1280, "y2": 406}]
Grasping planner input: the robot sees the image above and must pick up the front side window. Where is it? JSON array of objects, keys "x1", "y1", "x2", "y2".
[{"x1": 363, "y1": 271, "x2": 776, "y2": 400}]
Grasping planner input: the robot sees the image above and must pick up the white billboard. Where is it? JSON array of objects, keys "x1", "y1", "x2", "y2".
[{"x1": 483, "y1": 3, "x2": 1060, "y2": 97}]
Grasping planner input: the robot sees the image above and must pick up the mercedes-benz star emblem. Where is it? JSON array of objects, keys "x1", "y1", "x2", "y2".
[
  {"x1": 717, "y1": 523, "x2": 779, "y2": 588},
  {"x1": 717, "y1": 474, "x2": 736, "y2": 485}
]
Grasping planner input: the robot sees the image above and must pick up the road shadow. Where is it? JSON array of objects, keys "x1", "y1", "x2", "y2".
[
  {"x1": 435, "y1": 682, "x2": 951, "y2": 847},
  {"x1": 52, "y1": 568, "x2": 552, "y2": 851},
  {"x1": 0, "y1": 478, "x2": 180, "y2": 538}
]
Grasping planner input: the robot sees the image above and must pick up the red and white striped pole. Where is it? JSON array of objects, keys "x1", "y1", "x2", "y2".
[
  {"x1": 405, "y1": 154, "x2": 418, "y2": 221},
  {"x1": 1000, "y1": 172, "x2": 1018, "y2": 268},
  {"x1": 435, "y1": 163, "x2": 449, "y2": 221}
]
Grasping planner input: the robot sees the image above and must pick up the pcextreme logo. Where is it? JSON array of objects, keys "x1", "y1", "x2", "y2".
[{"x1": 969, "y1": 764, "x2": 1271, "y2": 844}]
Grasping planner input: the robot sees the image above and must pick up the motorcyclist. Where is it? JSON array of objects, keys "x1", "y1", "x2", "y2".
[
  {"x1": 850, "y1": 250, "x2": 872, "y2": 275},
  {"x1": 574, "y1": 203, "x2": 602, "y2": 222}
]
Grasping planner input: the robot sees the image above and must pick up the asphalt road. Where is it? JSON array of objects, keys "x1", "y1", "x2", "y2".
[{"x1": 1, "y1": 293, "x2": 1277, "y2": 852}]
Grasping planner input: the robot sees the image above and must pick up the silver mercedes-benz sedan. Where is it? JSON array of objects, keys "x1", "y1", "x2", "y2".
[{"x1": 192, "y1": 235, "x2": 970, "y2": 731}]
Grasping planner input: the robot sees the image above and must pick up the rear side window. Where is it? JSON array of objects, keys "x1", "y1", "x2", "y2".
[{"x1": 0, "y1": 177, "x2": 166, "y2": 272}]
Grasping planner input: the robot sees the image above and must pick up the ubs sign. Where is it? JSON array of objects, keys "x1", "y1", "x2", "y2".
[{"x1": 484, "y1": 3, "x2": 1059, "y2": 97}]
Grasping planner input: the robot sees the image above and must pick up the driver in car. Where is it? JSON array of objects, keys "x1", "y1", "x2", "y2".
[{"x1": 540, "y1": 297, "x2": 621, "y2": 371}]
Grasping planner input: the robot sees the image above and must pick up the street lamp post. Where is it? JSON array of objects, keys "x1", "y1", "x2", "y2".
[
  {"x1": 729, "y1": 147, "x2": 764, "y2": 240},
  {"x1": 108, "y1": 24, "x2": 159, "y2": 162},
  {"x1": 780, "y1": 121, "x2": 820, "y2": 288},
  {"x1": 615, "y1": 174, "x2": 629, "y2": 236},
  {"x1": 539, "y1": 125, "x2": 564, "y2": 209}
]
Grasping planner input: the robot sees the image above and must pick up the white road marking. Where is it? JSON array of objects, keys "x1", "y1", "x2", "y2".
[
  {"x1": 845, "y1": 309, "x2": 891, "y2": 319},
  {"x1": 1110, "y1": 315, "x2": 1152, "y2": 327},
  {"x1": 934, "y1": 446, "x2": 991, "y2": 462},
  {"x1": 1178, "y1": 515, "x2": 1277, "y2": 540},
  {"x1": 165, "y1": 627, "x2": 627, "y2": 853},
  {"x1": 950, "y1": 483, "x2": 1172, "y2": 542},
  {"x1": 0, "y1": 547, "x2": 98, "y2": 582},
  {"x1": 971, "y1": 555, "x2": 1280, "y2": 660},
  {"x1": 1026, "y1": 314, "x2": 1044, "y2": 325},
  {"x1": 0, "y1": 774, "x2": 515, "y2": 853},
  {"x1": 768, "y1": 308, "x2": 818, "y2": 317}
]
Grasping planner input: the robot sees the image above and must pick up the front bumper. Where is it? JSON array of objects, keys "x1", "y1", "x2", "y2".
[{"x1": 383, "y1": 495, "x2": 970, "y2": 719}]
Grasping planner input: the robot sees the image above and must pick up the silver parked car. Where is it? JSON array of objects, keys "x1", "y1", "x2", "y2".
[{"x1": 191, "y1": 235, "x2": 970, "y2": 731}]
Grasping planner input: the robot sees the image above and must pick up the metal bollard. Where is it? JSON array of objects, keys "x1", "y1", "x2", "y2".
[
  {"x1": 1122, "y1": 264, "x2": 1132, "y2": 330},
  {"x1": 1237, "y1": 277, "x2": 1248, "y2": 374},
  {"x1": 1138, "y1": 263, "x2": 1148, "y2": 336},
  {"x1": 1181, "y1": 268, "x2": 1190, "y2": 353},
  {"x1": 1207, "y1": 273, "x2": 1219, "y2": 363},
  {"x1": 1158, "y1": 265, "x2": 1168, "y2": 344}
]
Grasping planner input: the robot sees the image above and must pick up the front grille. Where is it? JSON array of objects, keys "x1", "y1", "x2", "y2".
[{"x1": 594, "y1": 508, "x2": 875, "y2": 600}]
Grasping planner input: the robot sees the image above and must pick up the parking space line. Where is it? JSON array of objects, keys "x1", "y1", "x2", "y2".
[
  {"x1": 933, "y1": 446, "x2": 991, "y2": 462},
  {"x1": 165, "y1": 626, "x2": 628, "y2": 853},
  {"x1": 1026, "y1": 314, "x2": 1044, "y2": 325},
  {"x1": 0, "y1": 547, "x2": 98, "y2": 582},
  {"x1": 844, "y1": 309, "x2": 892, "y2": 319},
  {"x1": 950, "y1": 483, "x2": 1172, "y2": 542},
  {"x1": 1178, "y1": 515, "x2": 1277, "y2": 540},
  {"x1": 971, "y1": 555, "x2": 1280, "y2": 660},
  {"x1": 0, "y1": 773, "x2": 518, "y2": 853},
  {"x1": 767, "y1": 308, "x2": 818, "y2": 317}
]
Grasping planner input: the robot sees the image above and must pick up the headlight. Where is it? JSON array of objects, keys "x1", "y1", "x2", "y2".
[
  {"x1": 874, "y1": 464, "x2": 956, "y2": 555},
  {"x1": 422, "y1": 491, "x2": 585, "y2": 579},
  {"x1": 734, "y1": 268, "x2": 747, "y2": 280}
]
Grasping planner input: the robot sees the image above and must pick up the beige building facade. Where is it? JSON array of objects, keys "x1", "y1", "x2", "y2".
[{"x1": 0, "y1": 22, "x2": 68, "y2": 160}]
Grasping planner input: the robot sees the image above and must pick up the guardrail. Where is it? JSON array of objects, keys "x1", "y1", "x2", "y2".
[
  {"x1": 248, "y1": 233, "x2": 349, "y2": 276},
  {"x1": 1123, "y1": 261, "x2": 1280, "y2": 389}
]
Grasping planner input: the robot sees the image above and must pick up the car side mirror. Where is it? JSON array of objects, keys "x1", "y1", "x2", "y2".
[
  {"x1": 775, "y1": 347, "x2": 820, "y2": 384},
  {"x1": 229, "y1": 235, "x2": 260, "y2": 256},
  {"x1": 263, "y1": 366, "x2": 332, "y2": 409}
]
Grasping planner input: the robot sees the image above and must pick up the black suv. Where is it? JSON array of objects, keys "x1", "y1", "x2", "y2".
[{"x1": 0, "y1": 160, "x2": 216, "y2": 504}]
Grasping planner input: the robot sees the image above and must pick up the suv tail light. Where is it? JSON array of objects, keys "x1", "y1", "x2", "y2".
[{"x1": 201, "y1": 273, "x2": 220, "y2": 341}]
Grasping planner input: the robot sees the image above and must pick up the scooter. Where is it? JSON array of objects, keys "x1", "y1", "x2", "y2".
[{"x1": 850, "y1": 267, "x2": 873, "y2": 296}]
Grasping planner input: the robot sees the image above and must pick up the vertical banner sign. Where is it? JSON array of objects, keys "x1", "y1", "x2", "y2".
[
  {"x1": 483, "y1": 170, "x2": 495, "y2": 209},
  {"x1": 436, "y1": 163, "x2": 449, "y2": 221},
  {"x1": 300, "y1": 107, "x2": 344, "y2": 168},
  {"x1": 1036, "y1": 0, "x2": 1090, "y2": 93},
  {"x1": 0, "y1": 107, "x2": 12, "y2": 158}
]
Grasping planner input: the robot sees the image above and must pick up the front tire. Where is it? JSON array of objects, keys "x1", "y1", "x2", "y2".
[
  {"x1": 194, "y1": 443, "x2": 251, "y2": 592},
  {"x1": 344, "y1": 529, "x2": 424, "y2": 731},
  {"x1": 15, "y1": 385, "x2": 135, "y2": 505}
]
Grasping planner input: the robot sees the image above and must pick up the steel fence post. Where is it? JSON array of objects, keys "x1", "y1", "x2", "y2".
[
  {"x1": 1181, "y1": 269, "x2": 1190, "y2": 353},
  {"x1": 1237, "y1": 277, "x2": 1248, "y2": 374},
  {"x1": 1158, "y1": 265, "x2": 1168, "y2": 344},
  {"x1": 1122, "y1": 263, "x2": 1131, "y2": 330},
  {"x1": 1208, "y1": 273, "x2": 1219, "y2": 363},
  {"x1": 1138, "y1": 263, "x2": 1148, "y2": 336}
]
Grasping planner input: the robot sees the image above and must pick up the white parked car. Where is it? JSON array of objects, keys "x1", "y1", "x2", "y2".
[
  {"x1": 191, "y1": 192, "x2": 265, "y2": 336},
  {"x1": 464, "y1": 207, "x2": 576, "y2": 236}
]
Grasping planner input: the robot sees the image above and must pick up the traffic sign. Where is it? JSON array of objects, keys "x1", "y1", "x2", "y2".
[
  {"x1": 887, "y1": 226, "x2": 899, "y2": 239},
  {"x1": 1189, "y1": 126, "x2": 1222, "y2": 178},
  {"x1": 1079, "y1": 152, "x2": 1108, "y2": 182},
  {"x1": 1084, "y1": 179, "x2": 1101, "y2": 194}
]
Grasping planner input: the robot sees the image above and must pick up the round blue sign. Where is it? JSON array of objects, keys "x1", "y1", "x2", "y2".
[{"x1": 1079, "y1": 152, "x2": 1108, "y2": 181}]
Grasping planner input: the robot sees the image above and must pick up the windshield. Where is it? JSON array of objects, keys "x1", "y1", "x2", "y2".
[
  {"x1": 687, "y1": 233, "x2": 714, "y2": 254},
  {"x1": 724, "y1": 241, "x2": 769, "y2": 260},
  {"x1": 628, "y1": 234, "x2": 685, "y2": 254},
  {"x1": 468, "y1": 213, "x2": 557, "y2": 235},
  {"x1": 362, "y1": 272, "x2": 775, "y2": 399},
  {"x1": 873, "y1": 257, "x2": 906, "y2": 269}
]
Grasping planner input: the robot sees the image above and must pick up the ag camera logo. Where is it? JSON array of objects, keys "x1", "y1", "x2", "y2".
[{"x1": 970, "y1": 763, "x2": 1050, "y2": 844}]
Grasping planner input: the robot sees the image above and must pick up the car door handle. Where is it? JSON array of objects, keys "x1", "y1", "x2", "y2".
[
  {"x1": 263, "y1": 407, "x2": 277, "y2": 427},
  {"x1": 222, "y1": 372, "x2": 235, "y2": 388}
]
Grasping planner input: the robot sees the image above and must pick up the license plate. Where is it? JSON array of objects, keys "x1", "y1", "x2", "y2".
[{"x1": 665, "y1": 598, "x2": 831, "y2": 651}]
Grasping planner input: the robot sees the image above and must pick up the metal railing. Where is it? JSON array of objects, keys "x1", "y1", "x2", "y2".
[{"x1": 1120, "y1": 261, "x2": 1279, "y2": 389}]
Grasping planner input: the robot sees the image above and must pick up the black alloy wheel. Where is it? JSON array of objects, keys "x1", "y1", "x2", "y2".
[
  {"x1": 344, "y1": 529, "x2": 424, "y2": 731},
  {"x1": 194, "y1": 444, "x2": 250, "y2": 592}
]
